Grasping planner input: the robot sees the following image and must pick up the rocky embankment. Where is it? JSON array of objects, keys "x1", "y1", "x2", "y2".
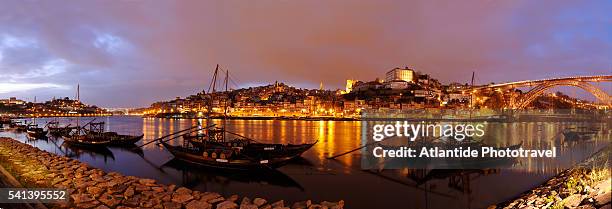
[
  {"x1": 0, "y1": 137, "x2": 344, "y2": 209},
  {"x1": 495, "y1": 145, "x2": 611, "y2": 209}
]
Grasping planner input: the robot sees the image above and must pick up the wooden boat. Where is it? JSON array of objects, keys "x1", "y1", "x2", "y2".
[
  {"x1": 102, "y1": 132, "x2": 144, "y2": 146},
  {"x1": 26, "y1": 124, "x2": 48, "y2": 139},
  {"x1": 63, "y1": 134, "x2": 112, "y2": 147},
  {"x1": 47, "y1": 121, "x2": 75, "y2": 137},
  {"x1": 0, "y1": 117, "x2": 11, "y2": 125},
  {"x1": 563, "y1": 130, "x2": 595, "y2": 141},
  {"x1": 161, "y1": 141, "x2": 301, "y2": 170},
  {"x1": 10, "y1": 121, "x2": 27, "y2": 132},
  {"x1": 63, "y1": 123, "x2": 111, "y2": 147},
  {"x1": 73, "y1": 122, "x2": 144, "y2": 147},
  {"x1": 185, "y1": 128, "x2": 317, "y2": 159}
]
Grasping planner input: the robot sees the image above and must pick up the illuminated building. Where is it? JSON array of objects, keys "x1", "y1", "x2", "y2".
[
  {"x1": 386, "y1": 67, "x2": 415, "y2": 83},
  {"x1": 343, "y1": 79, "x2": 358, "y2": 94}
]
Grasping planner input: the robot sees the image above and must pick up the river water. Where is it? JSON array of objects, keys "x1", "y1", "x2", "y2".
[{"x1": 0, "y1": 116, "x2": 609, "y2": 209}]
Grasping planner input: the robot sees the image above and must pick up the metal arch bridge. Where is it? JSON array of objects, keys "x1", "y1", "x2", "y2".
[{"x1": 471, "y1": 75, "x2": 612, "y2": 109}]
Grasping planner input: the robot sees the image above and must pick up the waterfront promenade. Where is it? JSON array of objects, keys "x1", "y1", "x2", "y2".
[{"x1": 0, "y1": 137, "x2": 344, "y2": 209}]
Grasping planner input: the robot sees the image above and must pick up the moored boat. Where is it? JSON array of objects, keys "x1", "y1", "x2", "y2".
[
  {"x1": 185, "y1": 127, "x2": 317, "y2": 160},
  {"x1": 69, "y1": 122, "x2": 143, "y2": 147},
  {"x1": 63, "y1": 134, "x2": 113, "y2": 147},
  {"x1": 161, "y1": 141, "x2": 300, "y2": 170},
  {"x1": 10, "y1": 121, "x2": 27, "y2": 132},
  {"x1": 103, "y1": 132, "x2": 144, "y2": 146},
  {"x1": 47, "y1": 121, "x2": 75, "y2": 137},
  {"x1": 26, "y1": 124, "x2": 48, "y2": 139}
]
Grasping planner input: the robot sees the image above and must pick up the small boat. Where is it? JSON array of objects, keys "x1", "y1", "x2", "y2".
[
  {"x1": 0, "y1": 117, "x2": 12, "y2": 125},
  {"x1": 63, "y1": 123, "x2": 111, "y2": 147},
  {"x1": 63, "y1": 134, "x2": 113, "y2": 147},
  {"x1": 47, "y1": 121, "x2": 75, "y2": 137},
  {"x1": 10, "y1": 121, "x2": 27, "y2": 132},
  {"x1": 185, "y1": 127, "x2": 317, "y2": 160},
  {"x1": 26, "y1": 124, "x2": 48, "y2": 139},
  {"x1": 102, "y1": 132, "x2": 144, "y2": 146},
  {"x1": 71, "y1": 122, "x2": 143, "y2": 147},
  {"x1": 563, "y1": 130, "x2": 595, "y2": 141},
  {"x1": 161, "y1": 141, "x2": 302, "y2": 170}
]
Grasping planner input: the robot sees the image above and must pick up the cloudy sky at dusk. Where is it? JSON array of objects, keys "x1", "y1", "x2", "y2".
[{"x1": 0, "y1": 0, "x2": 610, "y2": 107}]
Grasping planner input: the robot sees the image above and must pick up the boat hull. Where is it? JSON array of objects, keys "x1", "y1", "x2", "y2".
[
  {"x1": 108, "y1": 134, "x2": 144, "y2": 146},
  {"x1": 162, "y1": 142, "x2": 299, "y2": 170}
]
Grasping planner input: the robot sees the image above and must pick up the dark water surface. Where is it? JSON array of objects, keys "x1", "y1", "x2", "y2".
[{"x1": 1, "y1": 116, "x2": 609, "y2": 209}]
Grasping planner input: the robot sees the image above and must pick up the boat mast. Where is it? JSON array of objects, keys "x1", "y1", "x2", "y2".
[
  {"x1": 206, "y1": 65, "x2": 219, "y2": 129},
  {"x1": 223, "y1": 69, "x2": 229, "y2": 140}
]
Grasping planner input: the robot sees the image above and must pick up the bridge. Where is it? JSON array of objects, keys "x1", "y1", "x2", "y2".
[{"x1": 472, "y1": 75, "x2": 611, "y2": 109}]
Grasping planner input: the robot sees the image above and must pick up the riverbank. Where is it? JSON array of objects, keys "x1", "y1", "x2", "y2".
[
  {"x1": 494, "y1": 145, "x2": 611, "y2": 209},
  {"x1": 0, "y1": 137, "x2": 344, "y2": 209}
]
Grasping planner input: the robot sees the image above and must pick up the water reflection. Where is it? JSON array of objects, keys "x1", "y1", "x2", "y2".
[
  {"x1": 163, "y1": 159, "x2": 304, "y2": 190},
  {"x1": 62, "y1": 142, "x2": 116, "y2": 162},
  {"x1": 0, "y1": 116, "x2": 608, "y2": 209}
]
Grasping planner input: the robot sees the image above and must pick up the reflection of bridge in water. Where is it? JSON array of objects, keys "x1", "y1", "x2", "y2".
[{"x1": 472, "y1": 75, "x2": 611, "y2": 109}]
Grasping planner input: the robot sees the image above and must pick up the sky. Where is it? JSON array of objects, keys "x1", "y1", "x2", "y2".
[{"x1": 0, "y1": 0, "x2": 610, "y2": 107}]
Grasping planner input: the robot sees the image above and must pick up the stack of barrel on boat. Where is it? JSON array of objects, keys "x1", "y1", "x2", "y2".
[{"x1": 160, "y1": 126, "x2": 317, "y2": 170}]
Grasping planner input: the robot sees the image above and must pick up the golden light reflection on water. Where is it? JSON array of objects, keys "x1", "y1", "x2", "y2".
[{"x1": 138, "y1": 118, "x2": 608, "y2": 175}]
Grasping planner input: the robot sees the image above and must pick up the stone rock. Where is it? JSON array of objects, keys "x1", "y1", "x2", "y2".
[
  {"x1": 76, "y1": 200, "x2": 100, "y2": 209},
  {"x1": 240, "y1": 197, "x2": 251, "y2": 206},
  {"x1": 239, "y1": 203, "x2": 258, "y2": 209},
  {"x1": 217, "y1": 200, "x2": 238, "y2": 209},
  {"x1": 135, "y1": 184, "x2": 151, "y2": 192},
  {"x1": 99, "y1": 193, "x2": 121, "y2": 207},
  {"x1": 139, "y1": 178, "x2": 156, "y2": 186},
  {"x1": 141, "y1": 198, "x2": 162, "y2": 208},
  {"x1": 94, "y1": 205, "x2": 111, "y2": 209},
  {"x1": 321, "y1": 200, "x2": 344, "y2": 209},
  {"x1": 109, "y1": 184, "x2": 129, "y2": 194},
  {"x1": 594, "y1": 191, "x2": 611, "y2": 206},
  {"x1": 175, "y1": 187, "x2": 193, "y2": 194},
  {"x1": 163, "y1": 201, "x2": 182, "y2": 209},
  {"x1": 594, "y1": 179, "x2": 611, "y2": 193},
  {"x1": 186, "y1": 199, "x2": 213, "y2": 209},
  {"x1": 122, "y1": 198, "x2": 140, "y2": 208},
  {"x1": 172, "y1": 192, "x2": 194, "y2": 204},
  {"x1": 152, "y1": 186, "x2": 165, "y2": 193},
  {"x1": 124, "y1": 186, "x2": 135, "y2": 197},
  {"x1": 161, "y1": 194, "x2": 172, "y2": 202},
  {"x1": 201, "y1": 193, "x2": 222, "y2": 202},
  {"x1": 71, "y1": 193, "x2": 95, "y2": 204},
  {"x1": 167, "y1": 184, "x2": 177, "y2": 192},
  {"x1": 271, "y1": 200, "x2": 284, "y2": 208},
  {"x1": 141, "y1": 190, "x2": 158, "y2": 198},
  {"x1": 291, "y1": 200, "x2": 311, "y2": 209},
  {"x1": 86, "y1": 186, "x2": 105, "y2": 197},
  {"x1": 228, "y1": 194, "x2": 239, "y2": 202},
  {"x1": 209, "y1": 197, "x2": 226, "y2": 204},
  {"x1": 564, "y1": 194, "x2": 585, "y2": 208},
  {"x1": 259, "y1": 204, "x2": 272, "y2": 209},
  {"x1": 253, "y1": 198, "x2": 267, "y2": 206},
  {"x1": 308, "y1": 204, "x2": 325, "y2": 209}
]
